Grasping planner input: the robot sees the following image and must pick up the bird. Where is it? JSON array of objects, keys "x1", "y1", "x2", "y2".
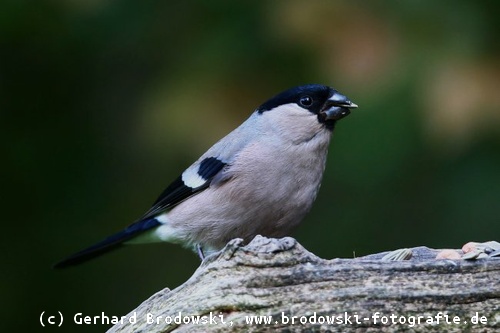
[{"x1": 54, "y1": 84, "x2": 357, "y2": 268}]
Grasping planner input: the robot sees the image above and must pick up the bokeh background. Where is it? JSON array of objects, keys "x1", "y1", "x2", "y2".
[{"x1": 2, "y1": 1, "x2": 499, "y2": 332}]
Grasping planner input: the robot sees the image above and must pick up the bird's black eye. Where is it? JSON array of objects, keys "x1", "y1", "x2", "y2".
[{"x1": 299, "y1": 95, "x2": 313, "y2": 107}]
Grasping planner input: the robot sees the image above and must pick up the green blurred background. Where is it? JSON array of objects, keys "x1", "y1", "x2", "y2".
[{"x1": 2, "y1": 1, "x2": 499, "y2": 332}]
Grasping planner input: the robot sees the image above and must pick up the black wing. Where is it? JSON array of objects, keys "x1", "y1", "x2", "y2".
[
  {"x1": 139, "y1": 157, "x2": 227, "y2": 220},
  {"x1": 53, "y1": 157, "x2": 227, "y2": 268}
]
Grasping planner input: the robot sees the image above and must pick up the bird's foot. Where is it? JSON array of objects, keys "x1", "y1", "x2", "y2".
[{"x1": 196, "y1": 244, "x2": 205, "y2": 261}]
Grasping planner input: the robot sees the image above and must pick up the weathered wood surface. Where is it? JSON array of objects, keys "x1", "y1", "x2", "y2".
[{"x1": 109, "y1": 236, "x2": 500, "y2": 332}]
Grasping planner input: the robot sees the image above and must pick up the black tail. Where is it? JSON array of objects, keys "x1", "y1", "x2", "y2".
[{"x1": 53, "y1": 218, "x2": 161, "y2": 268}]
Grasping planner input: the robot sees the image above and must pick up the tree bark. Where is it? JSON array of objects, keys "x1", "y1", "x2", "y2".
[{"x1": 109, "y1": 236, "x2": 500, "y2": 332}]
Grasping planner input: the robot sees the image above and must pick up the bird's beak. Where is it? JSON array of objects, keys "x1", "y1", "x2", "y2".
[{"x1": 321, "y1": 92, "x2": 358, "y2": 121}]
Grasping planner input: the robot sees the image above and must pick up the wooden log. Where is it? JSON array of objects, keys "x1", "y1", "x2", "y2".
[{"x1": 109, "y1": 236, "x2": 500, "y2": 332}]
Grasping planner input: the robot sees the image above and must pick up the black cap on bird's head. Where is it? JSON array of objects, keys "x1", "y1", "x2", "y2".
[{"x1": 257, "y1": 84, "x2": 357, "y2": 129}]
